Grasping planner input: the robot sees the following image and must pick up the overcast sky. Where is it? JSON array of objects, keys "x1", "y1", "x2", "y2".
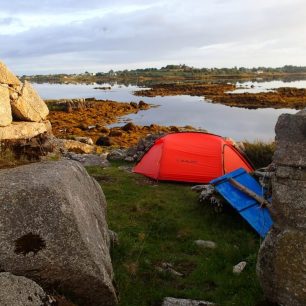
[{"x1": 1, "y1": 0, "x2": 305, "y2": 75}]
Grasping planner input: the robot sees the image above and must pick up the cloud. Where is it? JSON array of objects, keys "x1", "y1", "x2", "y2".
[
  {"x1": 0, "y1": 0, "x2": 155, "y2": 14},
  {"x1": 0, "y1": 0, "x2": 305, "y2": 74},
  {"x1": 0, "y1": 17, "x2": 17, "y2": 25}
]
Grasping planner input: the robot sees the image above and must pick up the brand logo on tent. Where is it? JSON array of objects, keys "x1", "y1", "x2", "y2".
[{"x1": 177, "y1": 159, "x2": 198, "y2": 164}]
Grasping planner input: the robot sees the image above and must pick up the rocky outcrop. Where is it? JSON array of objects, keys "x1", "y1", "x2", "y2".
[
  {"x1": 0, "y1": 84, "x2": 12, "y2": 126},
  {"x1": 46, "y1": 98, "x2": 95, "y2": 112},
  {"x1": 107, "y1": 148, "x2": 128, "y2": 161},
  {"x1": 273, "y1": 109, "x2": 306, "y2": 167},
  {"x1": 0, "y1": 62, "x2": 104, "y2": 159},
  {"x1": 64, "y1": 152, "x2": 110, "y2": 167},
  {"x1": 0, "y1": 160, "x2": 117, "y2": 306},
  {"x1": 11, "y1": 81, "x2": 49, "y2": 122},
  {"x1": 0, "y1": 121, "x2": 52, "y2": 140},
  {"x1": 72, "y1": 136, "x2": 94, "y2": 145},
  {"x1": 51, "y1": 138, "x2": 97, "y2": 154},
  {"x1": 0, "y1": 272, "x2": 49, "y2": 306},
  {"x1": 0, "y1": 62, "x2": 21, "y2": 86},
  {"x1": 0, "y1": 61, "x2": 51, "y2": 139},
  {"x1": 257, "y1": 109, "x2": 306, "y2": 306},
  {"x1": 108, "y1": 133, "x2": 165, "y2": 162}
]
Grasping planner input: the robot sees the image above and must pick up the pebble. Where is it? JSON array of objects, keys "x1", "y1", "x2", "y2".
[
  {"x1": 233, "y1": 261, "x2": 247, "y2": 274},
  {"x1": 162, "y1": 297, "x2": 216, "y2": 305},
  {"x1": 194, "y1": 240, "x2": 217, "y2": 249}
]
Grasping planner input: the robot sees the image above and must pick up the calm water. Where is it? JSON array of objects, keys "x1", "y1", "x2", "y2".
[
  {"x1": 231, "y1": 80, "x2": 306, "y2": 94},
  {"x1": 33, "y1": 81, "x2": 300, "y2": 142}
]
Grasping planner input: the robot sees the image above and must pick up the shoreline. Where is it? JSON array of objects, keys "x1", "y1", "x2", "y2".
[
  {"x1": 135, "y1": 83, "x2": 306, "y2": 109},
  {"x1": 22, "y1": 71, "x2": 306, "y2": 85}
]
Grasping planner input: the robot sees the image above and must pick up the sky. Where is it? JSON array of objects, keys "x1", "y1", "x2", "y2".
[{"x1": 0, "y1": 0, "x2": 305, "y2": 75}]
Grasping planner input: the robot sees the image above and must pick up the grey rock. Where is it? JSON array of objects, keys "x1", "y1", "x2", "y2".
[
  {"x1": 191, "y1": 185, "x2": 207, "y2": 192},
  {"x1": 194, "y1": 240, "x2": 217, "y2": 249},
  {"x1": 65, "y1": 152, "x2": 110, "y2": 167},
  {"x1": 73, "y1": 136, "x2": 94, "y2": 145},
  {"x1": 275, "y1": 109, "x2": 306, "y2": 143},
  {"x1": 0, "y1": 84, "x2": 12, "y2": 127},
  {"x1": 257, "y1": 227, "x2": 306, "y2": 306},
  {"x1": 107, "y1": 148, "x2": 128, "y2": 161},
  {"x1": 273, "y1": 109, "x2": 306, "y2": 167},
  {"x1": 156, "y1": 263, "x2": 184, "y2": 277},
  {"x1": 198, "y1": 185, "x2": 215, "y2": 203},
  {"x1": 126, "y1": 146, "x2": 138, "y2": 158},
  {"x1": 275, "y1": 165, "x2": 306, "y2": 181},
  {"x1": 124, "y1": 133, "x2": 165, "y2": 162},
  {"x1": 124, "y1": 156, "x2": 135, "y2": 162},
  {"x1": 108, "y1": 230, "x2": 119, "y2": 247},
  {"x1": 270, "y1": 166, "x2": 306, "y2": 229},
  {"x1": 233, "y1": 261, "x2": 247, "y2": 274},
  {"x1": 0, "y1": 272, "x2": 48, "y2": 306},
  {"x1": 257, "y1": 109, "x2": 306, "y2": 306},
  {"x1": 0, "y1": 160, "x2": 117, "y2": 306},
  {"x1": 162, "y1": 297, "x2": 216, "y2": 306},
  {"x1": 191, "y1": 184, "x2": 223, "y2": 212}
]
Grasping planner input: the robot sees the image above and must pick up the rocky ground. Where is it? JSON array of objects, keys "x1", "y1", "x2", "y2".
[
  {"x1": 47, "y1": 99, "x2": 200, "y2": 148},
  {"x1": 134, "y1": 83, "x2": 236, "y2": 97},
  {"x1": 135, "y1": 83, "x2": 306, "y2": 109}
]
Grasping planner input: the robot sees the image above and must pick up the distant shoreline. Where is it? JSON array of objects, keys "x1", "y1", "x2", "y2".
[{"x1": 20, "y1": 64, "x2": 306, "y2": 85}]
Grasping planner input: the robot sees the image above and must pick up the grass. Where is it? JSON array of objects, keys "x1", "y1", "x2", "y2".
[
  {"x1": 0, "y1": 146, "x2": 31, "y2": 169},
  {"x1": 87, "y1": 162, "x2": 266, "y2": 306},
  {"x1": 243, "y1": 141, "x2": 275, "y2": 169},
  {"x1": 0, "y1": 139, "x2": 60, "y2": 169}
]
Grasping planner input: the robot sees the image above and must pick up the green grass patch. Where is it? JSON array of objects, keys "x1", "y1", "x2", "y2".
[{"x1": 87, "y1": 163, "x2": 264, "y2": 306}]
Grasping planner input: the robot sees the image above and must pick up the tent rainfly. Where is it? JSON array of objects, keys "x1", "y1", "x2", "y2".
[{"x1": 133, "y1": 132, "x2": 254, "y2": 183}]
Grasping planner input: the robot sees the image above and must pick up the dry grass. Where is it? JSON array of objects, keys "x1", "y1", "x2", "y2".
[
  {"x1": 243, "y1": 141, "x2": 275, "y2": 169},
  {"x1": 0, "y1": 146, "x2": 31, "y2": 169}
]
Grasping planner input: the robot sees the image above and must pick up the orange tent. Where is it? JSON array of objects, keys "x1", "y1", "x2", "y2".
[{"x1": 133, "y1": 132, "x2": 254, "y2": 183}]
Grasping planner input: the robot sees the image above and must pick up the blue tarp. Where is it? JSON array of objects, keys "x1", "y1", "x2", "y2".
[{"x1": 210, "y1": 168, "x2": 273, "y2": 238}]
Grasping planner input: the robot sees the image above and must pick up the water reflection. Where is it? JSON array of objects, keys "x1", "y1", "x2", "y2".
[{"x1": 231, "y1": 80, "x2": 306, "y2": 93}]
